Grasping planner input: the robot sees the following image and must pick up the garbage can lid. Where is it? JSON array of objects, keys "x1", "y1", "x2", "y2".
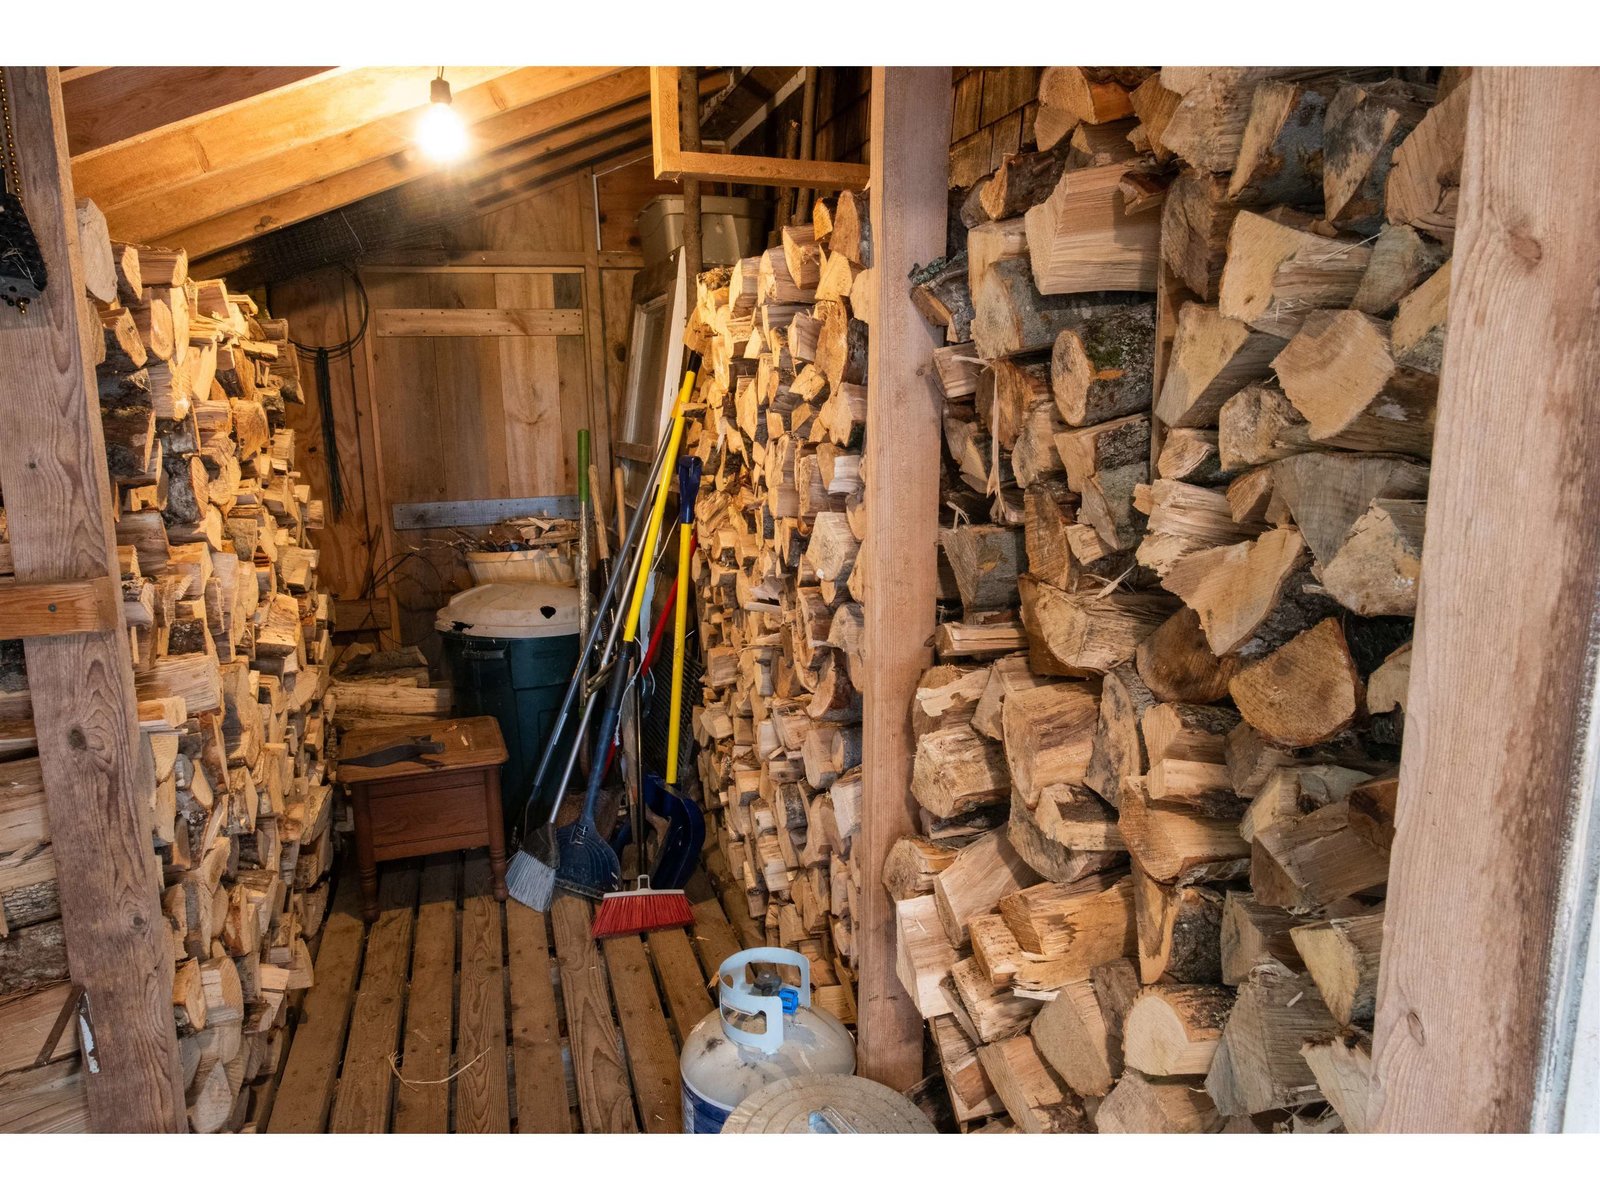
[{"x1": 434, "y1": 582, "x2": 582, "y2": 639}]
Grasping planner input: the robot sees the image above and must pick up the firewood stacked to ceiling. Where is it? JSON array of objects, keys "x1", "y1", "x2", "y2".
[
  {"x1": 0, "y1": 204, "x2": 335, "y2": 1133},
  {"x1": 890, "y1": 65, "x2": 1463, "y2": 1133},
  {"x1": 679, "y1": 192, "x2": 874, "y2": 1029}
]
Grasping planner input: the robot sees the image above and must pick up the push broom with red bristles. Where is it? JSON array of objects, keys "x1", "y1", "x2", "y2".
[{"x1": 591, "y1": 456, "x2": 704, "y2": 940}]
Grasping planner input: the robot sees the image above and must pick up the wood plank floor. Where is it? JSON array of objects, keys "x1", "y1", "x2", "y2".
[{"x1": 266, "y1": 850, "x2": 755, "y2": 1133}]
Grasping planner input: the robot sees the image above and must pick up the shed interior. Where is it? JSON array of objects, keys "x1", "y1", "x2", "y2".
[{"x1": 0, "y1": 58, "x2": 1595, "y2": 1139}]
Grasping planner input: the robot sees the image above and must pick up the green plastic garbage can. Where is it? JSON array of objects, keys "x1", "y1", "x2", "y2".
[{"x1": 436, "y1": 582, "x2": 581, "y2": 840}]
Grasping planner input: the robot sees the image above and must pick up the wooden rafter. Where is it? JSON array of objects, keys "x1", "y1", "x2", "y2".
[
  {"x1": 60, "y1": 66, "x2": 336, "y2": 157},
  {"x1": 150, "y1": 68, "x2": 655, "y2": 260},
  {"x1": 70, "y1": 66, "x2": 522, "y2": 210},
  {"x1": 93, "y1": 66, "x2": 626, "y2": 248},
  {"x1": 650, "y1": 67, "x2": 869, "y2": 190}
]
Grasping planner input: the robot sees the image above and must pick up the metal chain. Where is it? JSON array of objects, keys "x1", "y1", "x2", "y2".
[{"x1": 0, "y1": 66, "x2": 22, "y2": 204}]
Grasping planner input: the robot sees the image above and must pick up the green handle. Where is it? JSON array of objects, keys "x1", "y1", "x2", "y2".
[{"x1": 577, "y1": 429, "x2": 590, "y2": 502}]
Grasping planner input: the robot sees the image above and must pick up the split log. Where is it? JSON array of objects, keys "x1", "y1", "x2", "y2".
[
  {"x1": 933, "y1": 830, "x2": 1041, "y2": 947},
  {"x1": 1050, "y1": 303, "x2": 1157, "y2": 427},
  {"x1": 1221, "y1": 892, "x2": 1305, "y2": 985},
  {"x1": 1228, "y1": 79, "x2": 1336, "y2": 209},
  {"x1": 1391, "y1": 259, "x2": 1451, "y2": 373},
  {"x1": 1228, "y1": 618, "x2": 1364, "y2": 748},
  {"x1": 1351, "y1": 224, "x2": 1449, "y2": 316},
  {"x1": 1301, "y1": 1032, "x2": 1375, "y2": 1133},
  {"x1": 1123, "y1": 984, "x2": 1234, "y2": 1075},
  {"x1": 1155, "y1": 303, "x2": 1286, "y2": 428},
  {"x1": 972, "y1": 257, "x2": 1143, "y2": 359},
  {"x1": 911, "y1": 723, "x2": 1010, "y2": 819},
  {"x1": 940, "y1": 525, "x2": 1025, "y2": 612},
  {"x1": 1085, "y1": 663, "x2": 1155, "y2": 803},
  {"x1": 1159, "y1": 527, "x2": 1309, "y2": 656},
  {"x1": 1031, "y1": 978, "x2": 1117, "y2": 1097},
  {"x1": 999, "y1": 874, "x2": 1135, "y2": 965},
  {"x1": 1117, "y1": 777, "x2": 1248, "y2": 884},
  {"x1": 1024, "y1": 163, "x2": 1161, "y2": 295},
  {"x1": 1268, "y1": 452, "x2": 1428, "y2": 567},
  {"x1": 1321, "y1": 499, "x2": 1425, "y2": 616},
  {"x1": 1204, "y1": 964, "x2": 1340, "y2": 1116},
  {"x1": 1001, "y1": 682, "x2": 1101, "y2": 803},
  {"x1": 1132, "y1": 867, "x2": 1224, "y2": 984},
  {"x1": 976, "y1": 1035, "x2": 1092, "y2": 1133},
  {"x1": 1385, "y1": 75, "x2": 1471, "y2": 245},
  {"x1": 1135, "y1": 606, "x2": 1237, "y2": 704},
  {"x1": 1020, "y1": 576, "x2": 1179, "y2": 675},
  {"x1": 1096, "y1": 1069, "x2": 1224, "y2": 1133},
  {"x1": 1289, "y1": 906, "x2": 1384, "y2": 1027},
  {"x1": 1272, "y1": 309, "x2": 1437, "y2": 443},
  {"x1": 1323, "y1": 79, "x2": 1433, "y2": 233},
  {"x1": 979, "y1": 145, "x2": 1070, "y2": 222},
  {"x1": 1217, "y1": 210, "x2": 1373, "y2": 338},
  {"x1": 1158, "y1": 170, "x2": 1237, "y2": 300},
  {"x1": 882, "y1": 837, "x2": 960, "y2": 901}
]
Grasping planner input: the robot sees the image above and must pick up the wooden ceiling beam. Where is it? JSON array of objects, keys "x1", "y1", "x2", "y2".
[
  {"x1": 97, "y1": 66, "x2": 626, "y2": 246},
  {"x1": 471, "y1": 123, "x2": 654, "y2": 211},
  {"x1": 61, "y1": 66, "x2": 336, "y2": 158},
  {"x1": 71, "y1": 65, "x2": 521, "y2": 210},
  {"x1": 157, "y1": 68, "x2": 654, "y2": 260}
]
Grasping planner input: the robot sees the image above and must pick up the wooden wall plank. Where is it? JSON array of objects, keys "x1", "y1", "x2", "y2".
[
  {"x1": 391, "y1": 856, "x2": 457, "y2": 1134},
  {"x1": 495, "y1": 273, "x2": 565, "y2": 497},
  {"x1": 855, "y1": 67, "x2": 954, "y2": 1092},
  {"x1": 0, "y1": 65, "x2": 185, "y2": 1133},
  {"x1": 1374, "y1": 66, "x2": 1600, "y2": 1134},
  {"x1": 506, "y1": 899, "x2": 572, "y2": 1132}
]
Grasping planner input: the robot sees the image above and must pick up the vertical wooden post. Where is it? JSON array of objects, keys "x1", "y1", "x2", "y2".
[
  {"x1": 1373, "y1": 67, "x2": 1600, "y2": 1133},
  {"x1": 0, "y1": 66, "x2": 185, "y2": 1131},
  {"x1": 855, "y1": 66, "x2": 952, "y2": 1090},
  {"x1": 677, "y1": 67, "x2": 703, "y2": 283}
]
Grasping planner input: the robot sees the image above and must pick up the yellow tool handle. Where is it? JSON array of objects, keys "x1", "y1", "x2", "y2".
[
  {"x1": 666, "y1": 521, "x2": 692, "y2": 785},
  {"x1": 623, "y1": 365, "x2": 697, "y2": 645}
]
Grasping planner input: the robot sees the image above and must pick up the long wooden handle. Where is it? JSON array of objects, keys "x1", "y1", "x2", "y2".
[{"x1": 588, "y1": 462, "x2": 611, "y2": 563}]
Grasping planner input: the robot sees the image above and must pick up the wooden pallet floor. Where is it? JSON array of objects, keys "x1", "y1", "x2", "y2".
[{"x1": 265, "y1": 850, "x2": 755, "y2": 1133}]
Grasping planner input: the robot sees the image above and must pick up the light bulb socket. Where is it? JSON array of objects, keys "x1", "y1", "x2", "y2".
[{"x1": 430, "y1": 76, "x2": 452, "y2": 106}]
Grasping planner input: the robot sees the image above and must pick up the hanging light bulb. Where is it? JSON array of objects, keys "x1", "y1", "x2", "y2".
[{"x1": 416, "y1": 68, "x2": 468, "y2": 162}]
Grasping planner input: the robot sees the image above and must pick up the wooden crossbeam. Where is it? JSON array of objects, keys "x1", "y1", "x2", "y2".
[
  {"x1": 0, "y1": 577, "x2": 120, "y2": 639},
  {"x1": 650, "y1": 67, "x2": 869, "y2": 190},
  {"x1": 372, "y1": 308, "x2": 585, "y2": 337}
]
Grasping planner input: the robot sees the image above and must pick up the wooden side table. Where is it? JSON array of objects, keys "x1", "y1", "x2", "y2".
[{"x1": 339, "y1": 716, "x2": 510, "y2": 921}]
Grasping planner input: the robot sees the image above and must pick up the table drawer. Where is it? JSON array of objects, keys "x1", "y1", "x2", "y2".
[{"x1": 365, "y1": 779, "x2": 490, "y2": 849}]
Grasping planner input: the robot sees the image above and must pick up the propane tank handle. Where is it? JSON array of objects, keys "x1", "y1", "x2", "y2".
[{"x1": 716, "y1": 947, "x2": 811, "y2": 1056}]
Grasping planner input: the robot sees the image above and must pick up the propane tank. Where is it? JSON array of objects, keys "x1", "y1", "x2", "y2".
[{"x1": 679, "y1": 947, "x2": 855, "y2": 1134}]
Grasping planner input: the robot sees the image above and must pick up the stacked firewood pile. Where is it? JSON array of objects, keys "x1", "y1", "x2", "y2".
[
  {"x1": 0, "y1": 210, "x2": 334, "y2": 1133},
  {"x1": 890, "y1": 66, "x2": 1462, "y2": 1133},
  {"x1": 681, "y1": 194, "x2": 875, "y2": 1027}
]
